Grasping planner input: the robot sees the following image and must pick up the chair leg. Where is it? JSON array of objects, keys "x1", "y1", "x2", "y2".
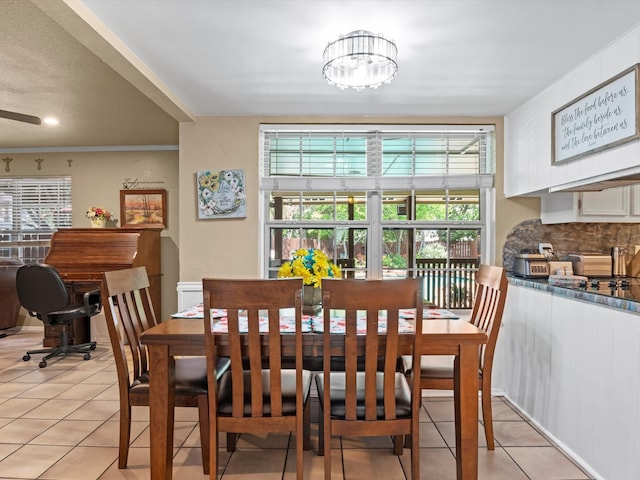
[
  {"x1": 323, "y1": 420, "x2": 332, "y2": 480},
  {"x1": 393, "y1": 435, "x2": 403, "y2": 455},
  {"x1": 41, "y1": 347, "x2": 67, "y2": 364},
  {"x1": 318, "y1": 407, "x2": 324, "y2": 456},
  {"x1": 410, "y1": 422, "x2": 420, "y2": 480},
  {"x1": 197, "y1": 394, "x2": 210, "y2": 474},
  {"x1": 296, "y1": 408, "x2": 304, "y2": 480},
  {"x1": 24, "y1": 328, "x2": 96, "y2": 367},
  {"x1": 67, "y1": 340, "x2": 97, "y2": 353},
  {"x1": 24, "y1": 346, "x2": 58, "y2": 357},
  {"x1": 210, "y1": 413, "x2": 218, "y2": 479},
  {"x1": 321, "y1": 403, "x2": 333, "y2": 480},
  {"x1": 303, "y1": 398, "x2": 311, "y2": 450},
  {"x1": 118, "y1": 405, "x2": 132, "y2": 469},
  {"x1": 481, "y1": 385, "x2": 495, "y2": 450},
  {"x1": 226, "y1": 432, "x2": 238, "y2": 452}
]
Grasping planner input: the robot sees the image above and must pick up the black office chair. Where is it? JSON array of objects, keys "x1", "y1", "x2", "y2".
[{"x1": 17, "y1": 263, "x2": 101, "y2": 368}]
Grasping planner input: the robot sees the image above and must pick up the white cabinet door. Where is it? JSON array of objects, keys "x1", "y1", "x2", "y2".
[
  {"x1": 580, "y1": 187, "x2": 630, "y2": 216},
  {"x1": 631, "y1": 185, "x2": 640, "y2": 216},
  {"x1": 541, "y1": 187, "x2": 633, "y2": 223},
  {"x1": 540, "y1": 192, "x2": 578, "y2": 224}
]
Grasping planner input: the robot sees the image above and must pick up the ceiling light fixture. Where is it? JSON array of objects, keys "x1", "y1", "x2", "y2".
[{"x1": 322, "y1": 30, "x2": 398, "y2": 91}]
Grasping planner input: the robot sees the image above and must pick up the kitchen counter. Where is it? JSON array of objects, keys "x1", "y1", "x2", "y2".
[
  {"x1": 508, "y1": 275, "x2": 640, "y2": 314},
  {"x1": 497, "y1": 276, "x2": 640, "y2": 479}
]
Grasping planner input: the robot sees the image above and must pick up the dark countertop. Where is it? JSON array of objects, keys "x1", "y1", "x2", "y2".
[{"x1": 507, "y1": 275, "x2": 640, "y2": 314}]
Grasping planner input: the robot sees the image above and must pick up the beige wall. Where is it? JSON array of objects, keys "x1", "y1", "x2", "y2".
[
  {"x1": 3, "y1": 118, "x2": 540, "y2": 330},
  {"x1": 492, "y1": 121, "x2": 541, "y2": 262},
  {"x1": 179, "y1": 116, "x2": 540, "y2": 283},
  {"x1": 2, "y1": 150, "x2": 180, "y2": 326}
]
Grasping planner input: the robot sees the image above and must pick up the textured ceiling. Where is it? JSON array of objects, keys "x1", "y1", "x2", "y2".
[
  {"x1": 0, "y1": 0, "x2": 178, "y2": 149},
  {"x1": 3, "y1": 0, "x2": 640, "y2": 149}
]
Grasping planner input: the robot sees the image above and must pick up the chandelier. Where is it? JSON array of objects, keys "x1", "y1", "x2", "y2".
[{"x1": 322, "y1": 30, "x2": 398, "y2": 91}]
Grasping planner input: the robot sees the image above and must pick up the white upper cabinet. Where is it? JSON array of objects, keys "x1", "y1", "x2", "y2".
[
  {"x1": 581, "y1": 187, "x2": 630, "y2": 217},
  {"x1": 540, "y1": 186, "x2": 640, "y2": 223},
  {"x1": 505, "y1": 26, "x2": 640, "y2": 198},
  {"x1": 633, "y1": 185, "x2": 640, "y2": 216}
]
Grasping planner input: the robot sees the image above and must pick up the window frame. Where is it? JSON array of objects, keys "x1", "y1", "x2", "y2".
[{"x1": 260, "y1": 124, "x2": 496, "y2": 287}]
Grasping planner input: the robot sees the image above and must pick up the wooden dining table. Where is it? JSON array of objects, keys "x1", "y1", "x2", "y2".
[{"x1": 141, "y1": 317, "x2": 487, "y2": 480}]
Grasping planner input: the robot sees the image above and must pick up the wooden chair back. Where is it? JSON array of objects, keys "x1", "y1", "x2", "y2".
[
  {"x1": 319, "y1": 277, "x2": 423, "y2": 480},
  {"x1": 202, "y1": 278, "x2": 309, "y2": 479},
  {"x1": 103, "y1": 266, "x2": 209, "y2": 472},
  {"x1": 407, "y1": 263, "x2": 508, "y2": 450},
  {"x1": 102, "y1": 267, "x2": 157, "y2": 393},
  {"x1": 415, "y1": 257, "x2": 480, "y2": 308},
  {"x1": 470, "y1": 264, "x2": 508, "y2": 374}
]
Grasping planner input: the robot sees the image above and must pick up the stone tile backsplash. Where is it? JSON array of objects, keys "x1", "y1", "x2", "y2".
[{"x1": 503, "y1": 219, "x2": 640, "y2": 272}]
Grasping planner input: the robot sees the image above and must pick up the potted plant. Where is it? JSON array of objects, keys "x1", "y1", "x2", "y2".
[{"x1": 86, "y1": 207, "x2": 115, "y2": 228}]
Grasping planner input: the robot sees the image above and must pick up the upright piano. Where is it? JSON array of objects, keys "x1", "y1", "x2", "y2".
[{"x1": 43, "y1": 228, "x2": 161, "y2": 346}]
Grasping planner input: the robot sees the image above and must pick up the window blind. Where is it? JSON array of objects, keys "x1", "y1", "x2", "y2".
[
  {"x1": 0, "y1": 176, "x2": 72, "y2": 262},
  {"x1": 260, "y1": 125, "x2": 495, "y2": 191}
]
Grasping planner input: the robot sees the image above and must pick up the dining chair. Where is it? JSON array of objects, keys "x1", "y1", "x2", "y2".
[
  {"x1": 102, "y1": 266, "x2": 229, "y2": 473},
  {"x1": 315, "y1": 278, "x2": 423, "y2": 480},
  {"x1": 402, "y1": 263, "x2": 508, "y2": 450},
  {"x1": 334, "y1": 258, "x2": 355, "y2": 278},
  {"x1": 202, "y1": 278, "x2": 312, "y2": 480}
]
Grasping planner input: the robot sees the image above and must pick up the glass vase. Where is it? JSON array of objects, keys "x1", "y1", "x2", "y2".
[{"x1": 302, "y1": 285, "x2": 322, "y2": 316}]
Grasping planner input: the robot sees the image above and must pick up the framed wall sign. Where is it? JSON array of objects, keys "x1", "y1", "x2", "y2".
[
  {"x1": 120, "y1": 189, "x2": 167, "y2": 229},
  {"x1": 552, "y1": 64, "x2": 640, "y2": 164},
  {"x1": 197, "y1": 169, "x2": 246, "y2": 219}
]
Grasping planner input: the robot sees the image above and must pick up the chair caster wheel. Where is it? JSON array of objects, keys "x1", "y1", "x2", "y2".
[
  {"x1": 83, "y1": 353, "x2": 91, "y2": 360},
  {"x1": 39, "y1": 360, "x2": 47, "y2": 368},
  {"x1": 90, "y1": 343, "x2": 97, "y2": 351},
  {"x1": 23, "y1": 354, "x2": 31, "y2": 361}
]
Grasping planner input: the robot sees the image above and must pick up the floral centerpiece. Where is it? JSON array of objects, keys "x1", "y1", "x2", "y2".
[
  {"x1": 86, "y1": 207, "x2": 115, "y2": 227},
  {"x1": 278, "y1": 248, "x2": 342, "y2": 314},
  {"x1": 278, "y1": 248, "x2": 342, "y2": 287}
]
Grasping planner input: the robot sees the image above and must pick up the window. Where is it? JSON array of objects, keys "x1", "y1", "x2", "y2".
[
  {"x1": 260, "y1": 125, "x2": 495, "y2": 308},
  {"x1": 0, "y1": 177, "x2": 72, "y2": 263}
]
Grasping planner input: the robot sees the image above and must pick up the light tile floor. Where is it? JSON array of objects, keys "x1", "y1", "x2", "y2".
[{"x1": 0, "y1": 329, "x2": 593, "y2": 480}]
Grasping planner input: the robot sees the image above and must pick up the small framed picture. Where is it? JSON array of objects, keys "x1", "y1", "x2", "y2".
[
  {"x1": 197, "y1": 169, "x2": 246, "y2": 219},
  {"x1": 120, "y1": 189, "x2": 167, "y2": 229}
]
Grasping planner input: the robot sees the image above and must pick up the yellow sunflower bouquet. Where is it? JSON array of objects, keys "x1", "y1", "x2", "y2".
[{"x1": 277, "y1": 248, "x2": 342, "y2": 287}]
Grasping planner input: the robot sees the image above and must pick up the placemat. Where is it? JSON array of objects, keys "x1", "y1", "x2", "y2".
[
  {"x1": 311, "y1": 314, "x2": 414, "y2": 334},
  {"x1": 400, "y1": 308, "x2": 460, "y2": 319}
]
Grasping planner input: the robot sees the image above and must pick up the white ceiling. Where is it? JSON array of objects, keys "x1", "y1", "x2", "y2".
[{"x1": 3, "y1": 0, "x2": 640, "y2": 149}]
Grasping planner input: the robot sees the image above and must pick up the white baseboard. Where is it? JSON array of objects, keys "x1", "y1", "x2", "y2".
[{"x1": 502, "y1": 392, "x2": 602, "y2": 480}]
